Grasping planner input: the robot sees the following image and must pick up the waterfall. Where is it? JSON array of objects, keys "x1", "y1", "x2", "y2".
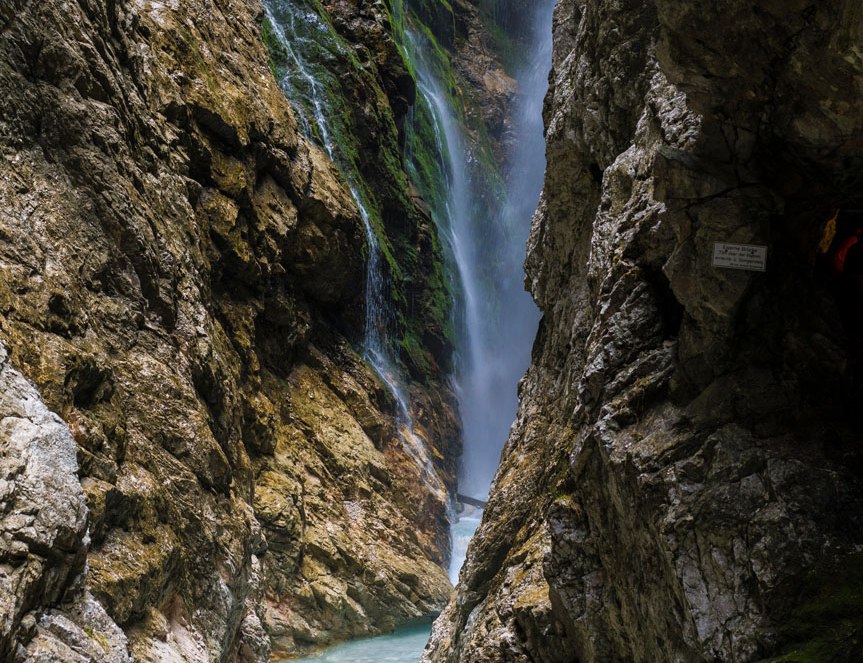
[
  {"x1": 265, "y1": 0, "x2": 554, "y2": 591},
  {"x1": 403, "y1": 1, "x2": 553, "y2": 581},
  {"x1": 269, "y1": 0, "x2": 555, "y2": 658},
  {"x1": 263, "y1": 0, "x2": 445, "y2": 500}
]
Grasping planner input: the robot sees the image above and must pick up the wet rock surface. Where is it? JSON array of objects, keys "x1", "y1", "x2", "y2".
[
  {"x1": 0, "y1": 0, "x2": 456, "y2": 659},
  {"x1": 425, "y1": 1, "x2": 863, "y2": 662}
]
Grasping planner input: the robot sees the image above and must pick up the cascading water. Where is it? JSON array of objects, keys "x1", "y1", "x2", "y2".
[
  {"x1": 268, "y1": 0, "x2": 555, "y2": 659},
  {"x1": 405, "y1": 1, "x2": 553, "y2": 584},
  {"x1": 263, "y1": 0, "x2": 445, "y2": 500},
  {"x1": 402, "y1": 62, "x2": 485, "y2": 581}
]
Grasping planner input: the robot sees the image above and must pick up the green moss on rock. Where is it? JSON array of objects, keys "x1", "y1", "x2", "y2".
[
  {"x1": 260, "y1": 0, "x2": 456, "y2": 387},
  {"x1": 758, "y1": 553, "x2": 863, "y2": 662}
]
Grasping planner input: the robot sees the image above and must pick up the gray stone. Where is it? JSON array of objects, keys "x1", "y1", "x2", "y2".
[
  {"x1": 425, "y1": 1, "x2": 863, "y2": 661},
  {"x1": 0, "y1": 342, "x2": 129, "y2": 661}
]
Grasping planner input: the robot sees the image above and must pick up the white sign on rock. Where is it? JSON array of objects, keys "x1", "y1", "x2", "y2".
[{"x1": 712, "y1": 242, "x2": 768, "y2": 272}]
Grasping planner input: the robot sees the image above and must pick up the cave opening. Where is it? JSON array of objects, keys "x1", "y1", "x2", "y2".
[{"x1": 644, "y1": 266, "x2": 684, "y2": 339}]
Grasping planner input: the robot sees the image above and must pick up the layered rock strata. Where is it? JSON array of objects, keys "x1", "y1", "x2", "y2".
[
  {"x1": 0, "y1": 0, "x2": 458, "y2": 659},
  {"x1": 425, "y1": 1, "x2": 863, "y2": 661}
]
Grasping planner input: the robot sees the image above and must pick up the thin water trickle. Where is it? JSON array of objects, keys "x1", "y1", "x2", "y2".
[{"x1": 264, "y1": 0, "x2": 444, "y2": 500}]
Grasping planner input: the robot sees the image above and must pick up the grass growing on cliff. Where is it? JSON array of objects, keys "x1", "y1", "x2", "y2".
[
  {"x1": 400, "y1": 329, "x2": 430, "y2": 377},
  {"x1": 758, "y1": 553, "x2": 863, "y2": 662},
  {"x1": 261, "y1": 15, "x2": 290, "y2": 82},
  {"x1": 405, "y1": 99, "x2": 448, "y2": 221}
]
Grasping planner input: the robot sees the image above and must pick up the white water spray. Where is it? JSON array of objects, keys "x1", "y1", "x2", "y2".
[{"x1": 404, "y1": 2, "x2": 554, "y2": 582}]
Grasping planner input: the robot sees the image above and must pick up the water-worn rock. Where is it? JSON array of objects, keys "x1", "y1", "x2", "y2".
[
  {"x1": 425, "y1": 1, "x2": 863, "y2": 662},
  {"x1": 254, "y1": 341, "x2": 452, "y2": 657}
]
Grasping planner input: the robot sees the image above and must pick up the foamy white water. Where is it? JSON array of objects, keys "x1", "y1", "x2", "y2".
[{"x1": 448, "y1": 515, "x2": 482, "y2": 583}]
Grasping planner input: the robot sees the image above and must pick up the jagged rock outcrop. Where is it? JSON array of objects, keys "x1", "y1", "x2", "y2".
[
  {"x1": 0, "y1": 342, "x2": 129, "y2": 662},
  {"x1": 0, "y1": 0, "x2": 457, "y2": 659},
  {"x1": 425, "y1": 1, "x2": 863, "y2": 662}
]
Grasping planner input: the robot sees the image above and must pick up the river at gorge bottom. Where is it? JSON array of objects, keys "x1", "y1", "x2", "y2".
[
  {"x1": 281, "y1": 624, "x2": 433, "y2": 663},
  {"x1": 284, "y1": 516, "x2": 482, "y2": 663}
]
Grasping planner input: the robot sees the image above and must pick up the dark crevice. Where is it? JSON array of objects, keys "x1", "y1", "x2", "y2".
[
  {"x1": 643, "y1": 267, "x2": 683, "y2": 339},
  {"x1": 65, "y1": 357, "x2": 114, "y2": 408},
  {"x1": 820, "y1": 207, "x2": 863, "y2": 396}
]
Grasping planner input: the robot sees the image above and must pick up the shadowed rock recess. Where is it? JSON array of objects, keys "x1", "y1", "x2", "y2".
[{"x1": 424, "y1": 1, "x2": 863, "y2": 662}]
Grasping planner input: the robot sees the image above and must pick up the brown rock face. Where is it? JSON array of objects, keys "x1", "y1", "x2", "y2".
[
  {"x1": 255, "y1": 339, "x2": 452, "y2": 657},
  {"x1": 425, "y1": 1, "x2": 863, "y2": 662},
  {"x1": 0, "y1": 0, "x2": 456, "y2": 660}
]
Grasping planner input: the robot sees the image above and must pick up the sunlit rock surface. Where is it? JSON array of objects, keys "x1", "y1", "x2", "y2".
[{"x1": 425, "y1": 1, "x2": 863, "y2": 661}]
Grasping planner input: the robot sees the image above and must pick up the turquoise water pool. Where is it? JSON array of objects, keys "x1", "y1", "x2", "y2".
[
  {"x1": 283, "y1": 624, "x2": 432, "y2": 663},
  {"x1": 287, "y1": 516, "x2": 482, "y2": 663}
]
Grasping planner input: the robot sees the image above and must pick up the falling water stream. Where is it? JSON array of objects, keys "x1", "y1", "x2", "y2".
[
  {"x1": 263, "y1": 0, "x2": 445, "y2": 501},
  {"x1": 405, "y1": 2, "x2": 551, "y2": 585},
  {"x1": 266, "y1": 0, "x2": 554, "y2": 659},
  {"x1": 415, "y1": 24, "x2": 551, "y2": 506}
]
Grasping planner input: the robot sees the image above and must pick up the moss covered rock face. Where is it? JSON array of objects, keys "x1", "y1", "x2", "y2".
[
  {"x1": 0, "y1": 0, "x2": 465, "y2": 659},
  {"x1": 263, "y1": 0, "x2": 456, "y2": 383}
]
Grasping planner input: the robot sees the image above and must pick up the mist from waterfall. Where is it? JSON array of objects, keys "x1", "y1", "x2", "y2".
[{"x1": 406, "y1": 3, "x2": 552, "y2": 507}]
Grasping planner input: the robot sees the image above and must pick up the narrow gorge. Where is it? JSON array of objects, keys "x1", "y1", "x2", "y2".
[{"x1": 1, "y1": 1, "x2": 862, "y2": 663}]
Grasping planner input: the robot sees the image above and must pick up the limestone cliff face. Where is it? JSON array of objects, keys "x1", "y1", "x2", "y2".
[
  {"x1": 0, "y1": 0, "x2": 458, "y2": 660},
  {"x1": 425, "y1": 1, "x2": 863, "y2": 662},
  {"x1": 0, "y1": 341, "x2": 129, "y2": 662}
]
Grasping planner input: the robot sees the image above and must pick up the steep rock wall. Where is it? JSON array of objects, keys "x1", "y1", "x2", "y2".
[
  {"x1": 0, "y1": 0, "x2": 458, "y2": 659},
  {"x1": 0, "y1": 341, "x2": 129, "y2": 662},
  {"x1": 425, "y1": 1, "x2": 863, "y2": 662}
]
